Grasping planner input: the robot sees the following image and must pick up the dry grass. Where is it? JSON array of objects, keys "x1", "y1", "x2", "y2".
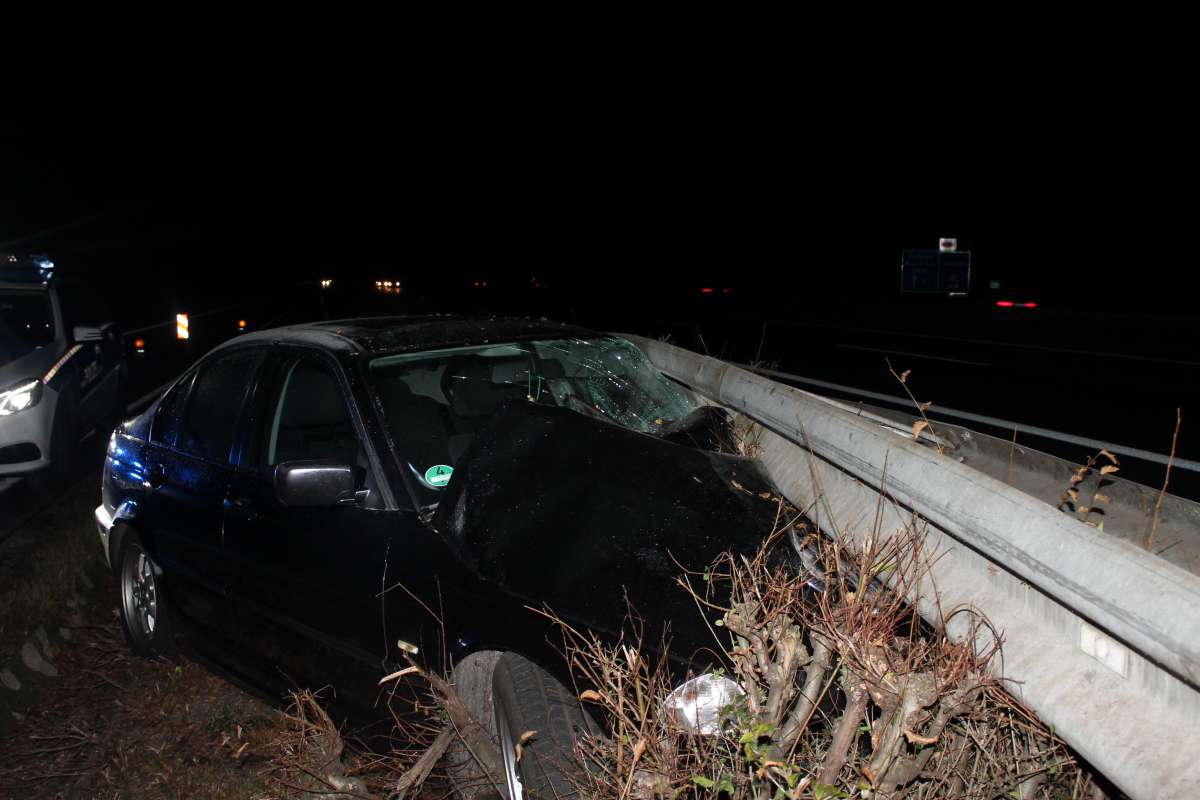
[
  {"x1": 549, "y1": 511, "x2": 1111, "y2": 799},
  {"x1": 0, "y1": 617, "x2": 280, "y2": 799},
  {"x1": 0, "y1": 476, "x2": 105, "y2": 663}
]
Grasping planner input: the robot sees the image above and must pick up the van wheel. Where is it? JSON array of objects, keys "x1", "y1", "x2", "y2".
[{"x1": 31, "y1": 396, "x2": 76, "y2": 490}]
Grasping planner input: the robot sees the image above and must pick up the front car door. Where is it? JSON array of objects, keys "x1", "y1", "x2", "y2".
[
  {"x1": 222, "y1": 349, "x2": 418, "y2": 707},
  {"x1": 52, "y1": 279, "x2": 124, "y2": 429}
]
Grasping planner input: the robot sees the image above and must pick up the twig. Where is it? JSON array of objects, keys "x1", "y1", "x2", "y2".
[
  {"x1": 393, "y1": 725, "x2": 454, "y2": 798},
  {"x1": 1007, "y1": 428, "x2": 1018, "y2": 484},
  {"x1": 1147, "y1": 408, "x2": 1182, "y2": 551},
  {"x1": 885, "y1": 359, "x2": 944, "y2": 454}
]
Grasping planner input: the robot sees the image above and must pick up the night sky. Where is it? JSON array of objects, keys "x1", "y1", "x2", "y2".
[{"x1": 2, "y1": 106, "x2": 1193, "y2": 322}]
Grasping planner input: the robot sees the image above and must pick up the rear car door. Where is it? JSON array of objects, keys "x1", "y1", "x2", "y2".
[{"x1": 144, "y1": 348, "x2": 265, "y2": 629}]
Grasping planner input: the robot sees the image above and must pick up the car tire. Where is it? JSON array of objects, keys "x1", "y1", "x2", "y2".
[
  {"x1": 444, "y1": 651, "x2": 503, "y2": 800},
  {"x1": 117, "y1": 536, "x2": 176, "y2": 658},
  {"x1": 491, "y1": 652, "x2": 597, "y2": 800}
]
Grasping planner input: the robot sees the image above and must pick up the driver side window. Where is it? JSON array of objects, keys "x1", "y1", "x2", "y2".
[{"x1": 256, "y1": 354, "x2": 364, "y2": 469}]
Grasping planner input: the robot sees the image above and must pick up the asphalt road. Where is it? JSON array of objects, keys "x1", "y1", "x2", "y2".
[
  {"x1": 0, "y1": 434, "x2": 107, "y2": 547},
  {"x1": 662, "y1": 304, "x2": 1200, "y2": 501}
]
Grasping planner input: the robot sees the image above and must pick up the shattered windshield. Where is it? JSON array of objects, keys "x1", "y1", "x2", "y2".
[
  {"x1": 0, "y1": 290, "x2": 55, "y2": 367},
  {"x1": 368, "y1": 336, "x2": 701, "y2": 491}
]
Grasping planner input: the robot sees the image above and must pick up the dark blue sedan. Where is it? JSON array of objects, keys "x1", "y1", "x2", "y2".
[{"x1": 93, "y1": 316, "x2": 780, "y2": 798}]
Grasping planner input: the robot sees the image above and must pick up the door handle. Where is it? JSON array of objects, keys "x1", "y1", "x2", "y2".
[
  {"x1": 223, "y1": 496, "x2": 257, "y2": 520},
  {"x1": 146, "y1": 464, "x2": 167, "y2": 489}
]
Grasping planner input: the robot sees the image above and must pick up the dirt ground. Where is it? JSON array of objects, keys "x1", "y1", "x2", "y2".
[
  {"x1": 0, "y1": 614, "x2": 280, "y2": 799},
  {"x1": 0, "y1": 477, "x2": 284, "y2": 800},
  {"x1": 0, "y1": 473, "x2": 432, "y2": 800},
  {"x1": 0, "y1": 598, "x2": 446, "y2": 800}
]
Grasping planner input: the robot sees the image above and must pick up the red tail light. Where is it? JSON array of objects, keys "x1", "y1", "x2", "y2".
[
  {"x1": 700, "y1": 287, "x2": 714, "y2": 294},
  {"x1": 1023, "y1": 302, "x2": 1038, "y2": 308},
  {"x1": 996, "y1": 300, "x2": 1015, "y2": 307}
]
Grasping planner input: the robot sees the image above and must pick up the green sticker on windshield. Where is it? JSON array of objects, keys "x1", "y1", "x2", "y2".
[{"x1": 424, "y1": 465, "x2": 453, "y2": 487}]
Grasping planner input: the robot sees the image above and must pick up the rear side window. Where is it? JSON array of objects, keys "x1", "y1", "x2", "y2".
[
  {"x1": 151, "y1": 372, "x2": 194, "y2": 446},
  {"x1": 175, "y1": 350, "x2": 264, "y2": 463}
]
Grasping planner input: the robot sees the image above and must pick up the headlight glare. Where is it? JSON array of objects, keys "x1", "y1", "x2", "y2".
[
  {"x1": 0, "y1": 379, "x2": 43, "y2": 416},
  {"x1": 664, "y1": 673, "x2": 745, "y2": 735}
]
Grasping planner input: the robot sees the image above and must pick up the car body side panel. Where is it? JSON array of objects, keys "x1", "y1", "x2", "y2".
[{"x1": 220, "y1": 478, "x2": 477, "y2": 706}]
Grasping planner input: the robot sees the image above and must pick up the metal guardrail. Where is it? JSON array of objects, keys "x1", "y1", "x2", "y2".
[
  {"x1": 121, "y1": 305, "x2": 237, "y2": 337},
  {"x1": 628, "y1": 334, "x2": 1200, "y2": 800},
  {"x1": 739, "y1": 363, "x2": 1200, "y2": 473}
]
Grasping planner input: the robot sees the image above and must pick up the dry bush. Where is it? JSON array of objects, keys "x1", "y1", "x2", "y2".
[
  {"x1": 253, "y1": 498, "x2": 1115, "y2": 799},
  {"x1": 1055, "y1": 449, "x2": 1119, "y2": 529},
  {"x1": 259, "y1": 690, "x2": 376, "y2": 799},
  {"x1": 717, "y1": 410, "x2": 764, "y2": 460},
  {"x1": 555, "y1": 513, "x2": 1107, "y2": 800}
]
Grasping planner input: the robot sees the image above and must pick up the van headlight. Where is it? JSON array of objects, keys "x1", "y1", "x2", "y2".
[
  {"x1": 663, "y1": 673, "x2": 745, "y2": 735},
  {"x1": 0, "y1": 379, "x2": 43, "y2": 416}
]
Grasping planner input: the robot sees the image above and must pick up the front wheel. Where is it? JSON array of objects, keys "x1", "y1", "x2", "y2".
[
  {"x1": 491, "y1": 652, "x2": 597, "y2": 799},
  {"x1": 31, "y1": 395, "x2": 76, "y2": 490},
  {"x1": 118, "y1": 537, "x2": 175, "y2": 657}
]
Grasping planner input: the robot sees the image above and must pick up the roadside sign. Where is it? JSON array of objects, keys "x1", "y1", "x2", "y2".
[
  {"x1": 176, "y1": 313, "x2": 189, "y2": 340},
  {"x1": 901, "y1": 249, "x2": 971, "y2": 294},
  {"x1": 939, "y1": 238, "x2": 958, "y2": 252}
]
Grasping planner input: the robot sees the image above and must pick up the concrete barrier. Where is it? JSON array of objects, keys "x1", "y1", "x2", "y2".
[{"x1": 627, "y1": 334, "x2": 1200, "y2": 800}]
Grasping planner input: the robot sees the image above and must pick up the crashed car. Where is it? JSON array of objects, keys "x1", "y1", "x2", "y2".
[
  {"x1": 1, "y1": 254, "x2": 126, "y2": 480},
  {"x1": 94, "y1": 316, "x2": 782, "y2": 797}
]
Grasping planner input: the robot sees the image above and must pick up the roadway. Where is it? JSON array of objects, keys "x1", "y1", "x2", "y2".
[{"x1": 663, "y1": 301, "x2": 1200, "y2": 500}]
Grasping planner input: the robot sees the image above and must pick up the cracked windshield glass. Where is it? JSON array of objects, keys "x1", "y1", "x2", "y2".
[{"x1": 369, "y1": 336, "x2": 700, "y2": 491}]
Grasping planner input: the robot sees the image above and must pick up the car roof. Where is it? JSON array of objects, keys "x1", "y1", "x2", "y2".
[{"x1": 217, "y1": 315, "x2": 600, "y2": 357}]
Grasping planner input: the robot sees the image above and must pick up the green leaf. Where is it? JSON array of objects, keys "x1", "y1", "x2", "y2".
[{"x1": 692, "y1": 775, "x2": 715, "y2": 790}]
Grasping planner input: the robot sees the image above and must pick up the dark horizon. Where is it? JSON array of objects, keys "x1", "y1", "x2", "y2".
[{"x1": 4, "y1": 113, "x2": 1193, "y2": 320}]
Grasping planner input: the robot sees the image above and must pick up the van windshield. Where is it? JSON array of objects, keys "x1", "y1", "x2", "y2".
[{"x1": 0, "y1": 290, "x2": 55, "y2": 367}]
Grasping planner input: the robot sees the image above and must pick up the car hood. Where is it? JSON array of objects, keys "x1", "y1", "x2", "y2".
[
  {"x1": 0, "y1": 341, "x2": 65, "y2": 388},
  {"x1": 433, "y1": 401, "x2": 784, "y2": 655}
]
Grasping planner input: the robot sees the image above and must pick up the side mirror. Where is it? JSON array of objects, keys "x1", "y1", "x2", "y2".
[
  {"x1": 73, "y1": 325, "x2": 104, "y2": 342},
  {"x1": 274, "y1": 460, "x2": 364, "y2": 507}
]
